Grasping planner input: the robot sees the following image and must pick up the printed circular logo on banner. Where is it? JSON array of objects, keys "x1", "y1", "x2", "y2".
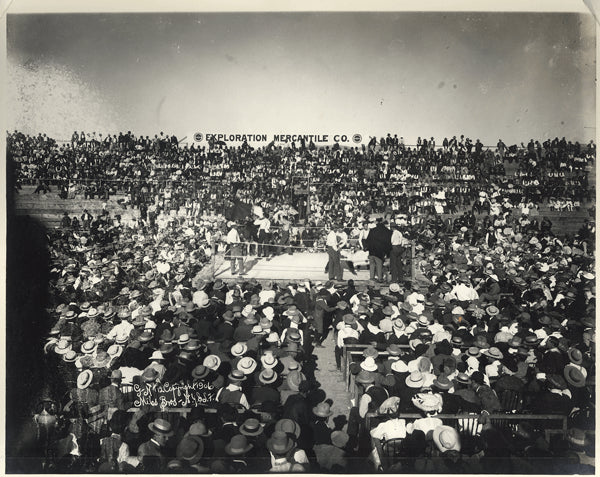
[
  {"x1": 352, "y1": 134, "x2": 362, "y2": 143},
  {"x1": 194, "y1": 133, "x2": 203, "y2": 142}
]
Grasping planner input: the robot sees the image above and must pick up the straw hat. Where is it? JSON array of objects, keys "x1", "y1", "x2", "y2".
[
  {"x1": 239, "y1": 418, "x2": 263, "y2": 436},
  {"x1": 261, "y1": 352, "x2": 278, "y2": 369},
  {"x1": 192, "y1": 365, "x2": 210, "y2": 380},
  {"x1": 391, "y1": 360, "x2": 409, "y2": 373},
  {"x1": 360, "y1": 356, "x2": 378, "y2": 372},
  {"x1": 259, "y1": 368, "x2": 278, "y2": 384},
  {"x1": 231, "y1": 342, "x2": 248, "y2": 357},
  {"x1": 482, "y1": 347, "x2": 504, "y2": 360},
  {"x1": 433, "y1": 425, "x2": 461, "y2": 452},
  {"x1": 237, "y1": 357, "x2": 258, "y2": 375},
  {"x1": 176, "y1": 436, "x2": 204, "y2": 465},
  {"x1": 356, "y1": 369, "x2": 375, "y2": 385},
  {"x1": 405, "y1": 371, "x2": 425, "y2": 388},
  {"x1": 55, "y1": 339, "x2": 71, "y2": 355},
  {"x1": 188, "y1": 421, "x2": 212, "y2": 437},
  {"x1": 412, "y1": 392, "x2": 443, "y2": 413},
  {"x1": 275, "y1": 418, "x2": 301, "y2": 438},
  {"x1": 286, "y1": 370, "x2": 304, "y2": 391},
  {"x1": 266, "y1": 431, "x2": 294, "y2": 455},
  {"x1": 148, "y1": 418, "x2": 175, "y2": 437},
  {"x1": 77, "y1": 369, "x2": 93, "y2": 389},
  {"x1": 228, "y1": 370, "x2": 247, "y2": 382},
  {"x1": 564, "y1": 365, "x2": 586, "y2": 388},
  {"x1": 203, "y1": 354, "x2": 221, "y2": 370}
]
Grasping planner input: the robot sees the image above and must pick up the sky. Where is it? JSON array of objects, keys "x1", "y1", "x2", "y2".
[{"x1": 6, "y1": 11, "x2": 596, "y2": 145}]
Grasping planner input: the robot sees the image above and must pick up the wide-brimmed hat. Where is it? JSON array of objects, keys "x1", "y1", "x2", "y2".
[
  {"x1": 508, "y1": 337, "x2": 522, "y2": 348},
  {"x1": 406, "y1": 371, "x2": 425, "y2": 388},
  {"x1": 286, "y1": 329, "x2": 302, "y2": 342},
  {"x1": 228, "y1": 369, "x2": 247, "y2": 382},
  {"x1": 63, "y1": 350, "x2": 78, "y2": 363},
  {"x1": 391, "y1": 359, "x2": 409, "y2": 373},
  {"x1": 417, "y1": 315, "x2": 430, "y2": 327},
  {"x1": 176, "y1": 436, "x2": 204, "y2": 464},
  {"x1": 286, "y1": 370, "x2": 304, "y2": 391},
  {"x1": 81, "y1": 340, "x2": 97, "y2": 354},
  {"x1": 566, "y1": 428, "x2": 588, "y2": 448},
  {"x1": 568, "y1": 348, "x2": 583, "y2": 365},
  {"x1": 139, "y1": 330, "x2": 153, "y2": 343},
  {"x1": 55, "y1": 339, "x2": 71, "y2": 355},
  {"x1": 188, "y1": 421, "x2": 212, "y2": 437},
  {"x1": 467, "y1": 346, "x2": 481, "y2": 358},
  {"x1": 177, "y1": 334, "x2": 191, "y2": 346},
  {"x1": 142, "y1": 367, "x2": 159, "y2": 383},
  {"x1": 360, "y1": 356, "x2": 378, "y2": 372},
  {"x1": 237, "y1": 357, "x2": 258, "y2": 375},
  {"x1": 433, "y1": 425, "x2": 461, "y2": 452},
  {"x1": 412, "y1": 392, "x2": 443, "y2": 413},
  {"x1": 86, "y1": 308, "x2": 99, "y2": 318},
  {"x1": 203, "y1": 354, "x2": 221, "y2": 370},
  {"x1": 386, "y1": 344, "x2": 402, "y2": 356},
  {"x1": 331, "y1": 430, "x2": 350, "y2": 448},
  {"x1": 343, "y1": 314, "x2": 357, "y2": 325},
  {"x1": 192, "y1": 365, "x2": 210, "y2": 380},
  {"x1": 110, "y1": 369, "x2": 122, "y2": 380},
  {"x1": 524, "y1": 334, "x2": 541, "y2": 347},
  {"x1": 267, "y1": 430, "x2": 294, "y2": 455},
  {"x1": 64, "y1": 310, "x2": 76, "y2": 320},
  {"x1": 261, "y1": 352, "x2": 278, "y2": 369},
  {"x1": 259, "y1": 368, "x2": 278, "y2": 384},
  {"x1": 313, "y1": 402, "x2": 334, "y2": 418},
  {"x1": 433, "y1": 375, "x2": 453, "y2": 391},
  {"x1": 356, "y1": 369, "x2": 375, "y2": 385},
  {"x1": 482, "y1": 346, "x2": 504, "y2": 360},
  {"x1": 392, "y1": 318, "x2": 406, "y2": 331},
  {"x1": 262, "y1": 306, "x2": 275, "y2": 319},
  {"x1": 149, "y1": 350, "x2": 164, "y2": 361},
  {"x1": 225, "y1": 434, "x2": 253, "y2": 456},
  {"x1": 564, "y1": 365, "x2": 586, "y2": 388},
  {"x1": 486, "y1": 305, "x2": 499, "y2": 317},
  {"x1": 455, "y1": 372, "x2": 471, "y2": 385},
  {"x1": 275, "y1": 418, "x2": 301, "y2": 438},
  {"x1": 231, "y1": 342, "x2": 248, "y2": 357},
  {"x1": 148, "y1": 418, "x2": 175, "y2": 436},
  {"x1": 77, "y1": 369, "x2": 93, "y2": 389},
  {"x1": 473, "y1": 335, "x2": 491, "y2": 349},
  {"x1": 184, "y1": 339, "x2": 202, "y2": 352},
  {"x1": 240, "y1": 418, "x2": 263, "y2": 436}
]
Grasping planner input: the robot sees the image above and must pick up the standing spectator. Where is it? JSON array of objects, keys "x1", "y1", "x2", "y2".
[
  {"x1": 365, "y1": 219, "x2": 392, "y2": 282},
  {"x1": 326, "y1": 225, "x2": 343, "y2": 281},
  {"x1": 226, "y1": 221, "x2": 244, "y2": 276}
]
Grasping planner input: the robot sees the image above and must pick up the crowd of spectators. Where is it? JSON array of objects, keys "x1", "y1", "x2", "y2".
[
  {"x1": 14, "y1": 198, "x2": 595, "y2": 473},
  {"x1": 7, "y1": 129, "x2": 596, "y2": 473},
  {"x1": 8, "y1": 130, "x2": 595, "y2": 234}
]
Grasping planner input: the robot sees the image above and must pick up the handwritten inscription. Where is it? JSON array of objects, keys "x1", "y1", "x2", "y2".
[{"x1": 133, "y1": 381, "x2": 217, "y2": 410}]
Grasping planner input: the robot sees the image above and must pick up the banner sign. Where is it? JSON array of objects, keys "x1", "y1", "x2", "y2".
[
  {"x1": 193, "y1": 132, "x2": 363, "y2": 144},
  {"x1": 133, "y1": 381, "x2": 218, "y2": 410}
]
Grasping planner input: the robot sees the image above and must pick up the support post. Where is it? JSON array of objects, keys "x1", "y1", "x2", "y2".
[{"x1": 411, "y1": 240, "x2": 416, "y2": 283}]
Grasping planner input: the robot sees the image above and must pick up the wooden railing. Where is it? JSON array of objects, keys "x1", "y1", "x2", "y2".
[
  {"x1": 367, "y1": 412, "x2": 569, "y2": 471},
  {"x1": 342, "y1": 343, "x2": 411, "y2": 395}
]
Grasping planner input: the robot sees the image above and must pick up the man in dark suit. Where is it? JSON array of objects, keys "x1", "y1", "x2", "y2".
[
  {"x1": 98, "y1": 369, "x2": 125, "y2": 411},
  {"x1": 138, "y1": 418, "x2": 174, "y2": 472},
  {"x1": 365, "y1": 219, "x2": 392, "y2": 282}
]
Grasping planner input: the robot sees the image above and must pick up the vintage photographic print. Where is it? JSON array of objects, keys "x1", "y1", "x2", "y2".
[{"x1": 4, "y1": 2, "x2": 596, "y2": 474}]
